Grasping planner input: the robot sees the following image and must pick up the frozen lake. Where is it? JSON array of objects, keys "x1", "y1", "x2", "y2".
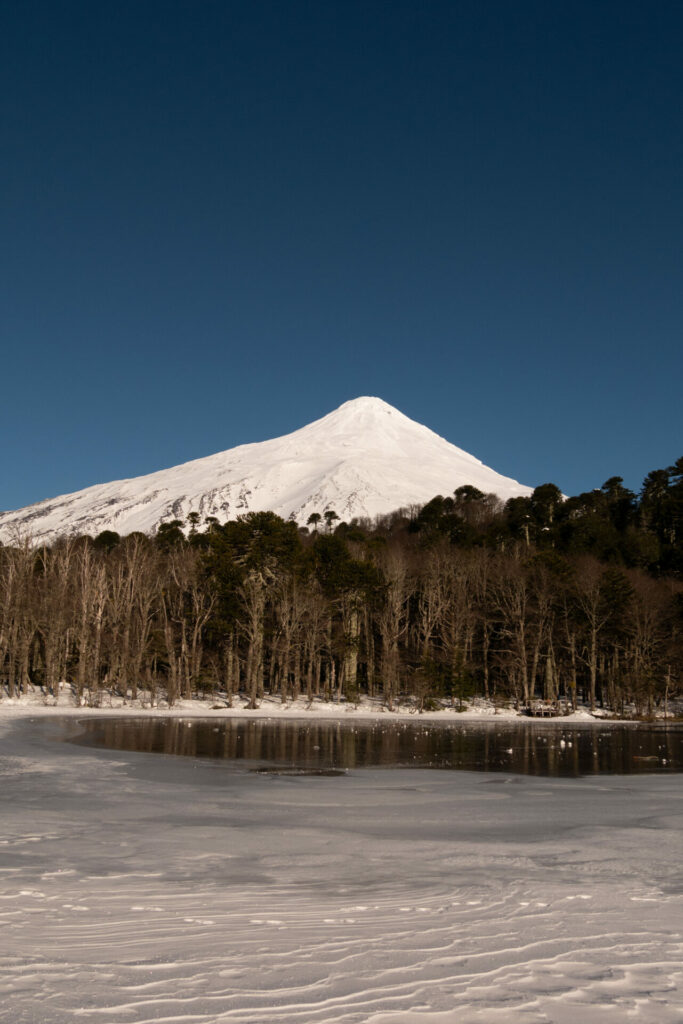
[
  {"x1": 68, "y1": 716, "x2": 683, "y2": 776},
  {"x1": 1, "y1": 711, "x2": 682, "y2": 1022}
]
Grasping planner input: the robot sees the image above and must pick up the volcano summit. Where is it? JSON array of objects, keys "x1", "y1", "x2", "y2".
[{"x1": 0, "y1": 398, "x2": 533, "y2": 544}]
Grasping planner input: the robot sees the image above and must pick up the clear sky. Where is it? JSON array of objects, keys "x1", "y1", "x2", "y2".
[{"x1": 2, "y1": 0, "x2": 681, "y2": 511}]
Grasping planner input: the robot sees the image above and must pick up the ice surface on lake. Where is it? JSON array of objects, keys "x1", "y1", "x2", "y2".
[{"x1": 1, "y1": 714, "x2": 682, "y2": 1022}]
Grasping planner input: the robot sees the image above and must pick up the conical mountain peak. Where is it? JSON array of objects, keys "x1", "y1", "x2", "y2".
[
  {"x1": 288, "y1": 396, "x2": 454, "y2": 452},
  {"x1": 0, "y1": 399, "x2": 533, "y2": 544},
  {"x1": 329, "y1": 395, "x2": 404, "y2": 420},
  {"x1": 294, "y1": 396, "x2": 411, "y2": 432},
  {"x1": 335, "y1": 395, "x2": 392, "y2": 411}
]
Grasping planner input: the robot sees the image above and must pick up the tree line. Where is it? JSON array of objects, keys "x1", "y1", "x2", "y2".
[{"x1": 1, "y1": 456, "x2": 682, "y2": 715}]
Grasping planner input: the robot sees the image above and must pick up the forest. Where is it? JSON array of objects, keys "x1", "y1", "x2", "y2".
[{"x1": 1, "y1": 457, "x2": 682, "y2": 716}]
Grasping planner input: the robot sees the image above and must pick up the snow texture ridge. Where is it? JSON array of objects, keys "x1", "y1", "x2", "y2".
[{"x1": 0, "y1": 396, "x2": 533, "y2": 543}]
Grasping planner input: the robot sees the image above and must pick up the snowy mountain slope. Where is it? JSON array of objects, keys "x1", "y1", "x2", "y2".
[{"x1": 0, "y1": 397, "x2": 533, "y2": 543}]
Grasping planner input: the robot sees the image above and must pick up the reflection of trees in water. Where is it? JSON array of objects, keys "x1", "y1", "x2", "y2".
[{"x1": 82, "y1": 719, "x2": 683, "y2": 777}]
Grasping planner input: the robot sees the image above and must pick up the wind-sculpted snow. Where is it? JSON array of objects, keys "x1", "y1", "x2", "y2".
[
  {"x1": 1, "y1": 712, "x2": 682, "y2": 1022},
  {"x1": 0, "y1": 397, "x2": 533, "y2": 543}
]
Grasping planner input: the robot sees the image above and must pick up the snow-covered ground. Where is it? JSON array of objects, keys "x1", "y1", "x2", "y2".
[
  {"x1": 1, "y1": 707, "x2": 682, "y2": 1023},
  {"x1": 0, "y1": 686, "x2": 609, "y2": 723}
]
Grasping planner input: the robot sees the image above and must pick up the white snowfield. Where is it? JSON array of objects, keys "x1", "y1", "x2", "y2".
[
  {"x1": 0, "y1": 397, "x2": 533, "y2": 544},
  {"x1": 1, "y1": 705, "x2": 682, "y2": 1023}
]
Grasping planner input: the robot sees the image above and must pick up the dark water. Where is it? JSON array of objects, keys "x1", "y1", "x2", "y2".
[{"x1": 67, "y1": 716, "x2": 683, "y2": 777}]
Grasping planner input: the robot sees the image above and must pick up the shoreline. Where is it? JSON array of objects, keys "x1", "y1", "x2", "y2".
[{"x1": 0, "y1": 689, "x2": 675, "y2": 727}]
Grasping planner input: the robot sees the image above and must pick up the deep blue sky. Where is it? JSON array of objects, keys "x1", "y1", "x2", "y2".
[{"x1": 2, "y1": 0, "x2": 681, "y2": 510}]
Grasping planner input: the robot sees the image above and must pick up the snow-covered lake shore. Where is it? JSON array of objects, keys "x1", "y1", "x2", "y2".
[
  {"x1": 1, "y1": 709, "x2": 682, "y2": 1023},
  {"x1": 0, "y1": 688, "x2": 628, "y2": 724}
]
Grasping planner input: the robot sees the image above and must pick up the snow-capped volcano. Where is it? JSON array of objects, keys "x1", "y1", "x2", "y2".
[{"x1": 0, "y1": 397, "x2": 533, "y2": 543}]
